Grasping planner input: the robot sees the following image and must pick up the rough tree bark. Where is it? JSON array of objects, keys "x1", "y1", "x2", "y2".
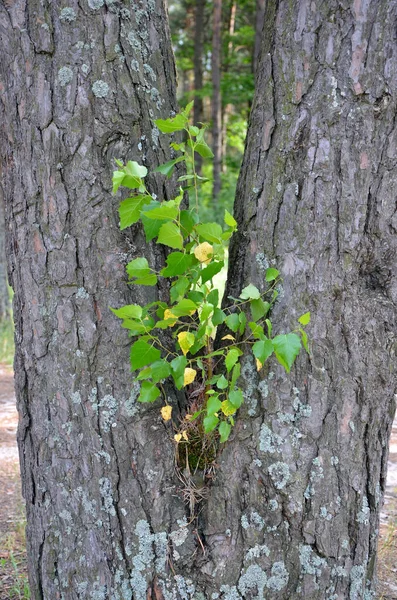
[
  {"x1": 0, "y1": 189, "x2": 10, "y2": 322},
  {"x1": 1, "y1": 0, "x2": 396, "y2": 599},
  {"x1": 226, "y1": 0, "x2": 397, "y2": 597},
  {"x1": 0, "y1": 1, "x2": 187, "y2": 598}
]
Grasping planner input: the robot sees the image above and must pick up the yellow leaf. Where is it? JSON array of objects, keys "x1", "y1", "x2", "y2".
[
  {"x1": 221, "y1": 399, "x2": 237, "y2": 416},
  {"x1": 164, "y1": 309, "x2": 177, "y2": 326},
  {"x1": 182, "y1": 431, "x2": 188, "y2": 441},
  {"x1": 256, "y1": 358, "x2": 263, "y2": 371},
  {"x1": 177, "y1": 331, "x2": 195, "y2": 356},
  {"x1": 194, "y1": 242, "x2": 213, "y2": 264},
  {"x1": 221, "y1": 334, "x2": 235, "y2": 341},
  {"x1": 183, "y1": 367, "x2": 197, "y2": 386},
  {"x1": 174, "y1": 433, "x2": 182, "y2": 443},
  {"x1": 161, "y1": 405, "x2": 172, "y2": 421}
]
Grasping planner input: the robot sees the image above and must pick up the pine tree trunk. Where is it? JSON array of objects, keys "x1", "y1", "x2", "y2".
[
  {"x1": 226, "y1": 1, "x2": 397, "y2": 597},
  {"x1": 193, "y1": 0, "x2": 205, "y2": 175},
  {"x1": 1, "y1": 1, "x2": 396, "y2": 599},
  {"x1": 253, "y1": 0, "x2": 265, "y2": 76},
  {"x1": 211, "y1": 0, "x2": 222, "y2": 201},
  {"x1": 0, "y1": 190, "x2": 10, "y2": 322},
  {"x1": 0, "y1": 1, "x2": 185, "y2": 598},
  {"x1": 221, "y1": 0, "x2": 236, "y2": 173}
]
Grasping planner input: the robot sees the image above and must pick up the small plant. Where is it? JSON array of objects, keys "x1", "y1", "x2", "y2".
[{"x1": 112, "y1": 103, "x2": 309, "y2": 446}]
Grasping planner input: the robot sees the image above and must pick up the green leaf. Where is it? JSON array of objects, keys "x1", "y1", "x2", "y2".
[
  {"x1": 111, "y1": 304, "x2": 142, "y2": 320},
  {"x1": 266, "y1": 268, "x2": 279, "y2": 282},
  {"x1": 207, "y1": 396, "x2": 222, "y2": 415},
  {"x1": 194, "y1": 139, "x2": 214, "y2": 158},
  {"x1": 230, "y1": 363, "x2": 241, "y2": 390},
  {"x1": 300, "y1": 328, "x2": 309, "y2": 353},
  {"x1": 200, "y1": 261, "x2": 224, "y2": 284},
  {"x1": 150, "y1": 359, "x2": 171, "y2": 383},
  {"x1": 203, "y1": 414, "x2": 219, "y2": 433},
  {"x1": 225, "y1": 313, "x2": 240, "y2": 333},
  {"x1": 229, "y1": 389, "x2": 243, "y2": 409},
  {"x1": 170, "y1": 355, "x2": 188, "y2": 389},
  {"x1": 133, "y1": 273, "x2": 158, "y2": 286},
  {"x1": 248, "y1": 322, "x2": 265, "y2": 340},
  {"x1": 212, "y1": 308, "x2": 226, "y2": 326},
  {"x1": 170, "y1": 276, "x2": 190, "y2": 303},
  {"x1": 125, "y1": 161, "x2": 148, "y2": 179},
  {"x1": 138, "y1": 381, "x2": 161, "y2": 403},
  {"x1": 189, "y1": 125, "x2": 199, "y2": 136},
  {"x1": 112, "y1": 170, "x2": 125, "y2": 194},
  {"x1": 171, "y1": 299, "x2": 197, "y2": 317},
  {"x1": 225, "y1": 348, "x2": 241, "y2": 372},
  {"x1": 250, "y1": 298, "x2": 270, "y2": 321},
  {"x1": 161, "y1": 252, "x2": 193, "y2": 277},
  {"x1": 216, "y1": 375, "x2": 229, "y2": 390},
  {"x1": 195, "y1": 222, "x2": 223, "y2": 244},
  {"x1": 219, "y1": 421, "x2": 231, "y2": 443},
  {"x1": 119, "y1": 195, "x2": 151, "y2": 229},
  {"x1": 157, "y1": 222, "x2": 183, "y2": 249},
  {"x1": 188, "y1": 291, "x2": 204, "y2": 304},
  {"x1": 130, "y1": 340, "x2": 161, "y2": 370},
  {"x1": 224, "y1": 209, "x2": 237, "y2": 228},
  {"x1": 207, "y1": 288, "x2": 219, "y2": 307},
  {"x1": 238, "y1": 312, "x2": 247, "y2": 334},
  {"x1": 180, "y1": 210, "x2": 198, "y2": 236},
  {"x1": 121, "y1": 320, "x2": 151, "y2": 335},
  {"x1": 153, "y1": 156, "x2": 185, "y2": 177},
  {"x1": 154, "y1": 114, "x2": 187, "y2": 133},
  {"x1": 126, "y1": 257, "x2": 150, "y2": 278},
  {"x1": 142, "y1": 202, "x2": 179, "y2": 221},
  {"x1": 240, "y1": 284, "x2": 260, "y2": 300},
  {"x1": 141, "y1": 206, "x2": 163, "y2": 241},
  {"x1": 272, "y1": 333, "x2": 301, "y2": 373},
  {"x1": 265, "y1": 319, "x2": 272, "y2": 337},
  {"x1": 252, "y1": 340, "x2": 274, "y2": 364},
  {"x1": 298, "y1": 312, "x2": 311, "y2": 326},
  {"x1": 200, "y1": 304, "x2": 213, "y2": 323},
  {"x1": 182, "y1": 101, "x2": 194, "y2": 117}
]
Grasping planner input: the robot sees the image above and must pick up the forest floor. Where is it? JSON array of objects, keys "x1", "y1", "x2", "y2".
[{"x1": 0, "y1": 363, "x2": 396, "y2": 599}]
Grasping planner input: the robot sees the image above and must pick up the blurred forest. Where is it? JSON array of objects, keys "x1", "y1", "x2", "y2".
[{"x1": 167, "y1": 0, "x2": 262, "y2": 221}]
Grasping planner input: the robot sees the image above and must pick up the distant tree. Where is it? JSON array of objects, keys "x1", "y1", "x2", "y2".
[{"x1": 211, "y1": 0, "x2": 223, "y2": 201}]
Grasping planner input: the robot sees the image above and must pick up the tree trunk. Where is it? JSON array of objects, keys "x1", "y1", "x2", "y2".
[
  {"x1": 1, "y1": 1, "x2": 396, "y2": 599},
  {"x1": 0, "y1": 189, "x2": 10, "y2": 322},
  {"x1": 221, "y1": 0, "x2": 236, "y2": 173},
  {"x1": 0, "y1": 1, "x2": 186, "y2": 598},
  {"x1": 211, "y1": 0, "x2": 222, "y2": 201},
  {"x1": 253, "y1": 0, "x2": 265, "y2": 76},
  {"x1": 193, "y1": 0, "x2": 205, "y2": 174},
  {"x1": 226, "y1": 0, "x2": 397, "y2": 597}
]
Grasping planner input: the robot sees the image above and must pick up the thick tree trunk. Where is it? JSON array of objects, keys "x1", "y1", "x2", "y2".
[
  {"x1": 0, "y1": 1, "x2": 188, "y2": 598},
  {"x1": 1, "y1": 1, "x2": 396, "y2": 599},
  {"x1": 211, "y1": 0, "x2": 222, "y2": 201},
  {"x1": 0, "y1": 189, "x2": 9, "y2": 322},
  {"x1": 226, "y1": 0, "x2": 397, "y2": 597}
]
